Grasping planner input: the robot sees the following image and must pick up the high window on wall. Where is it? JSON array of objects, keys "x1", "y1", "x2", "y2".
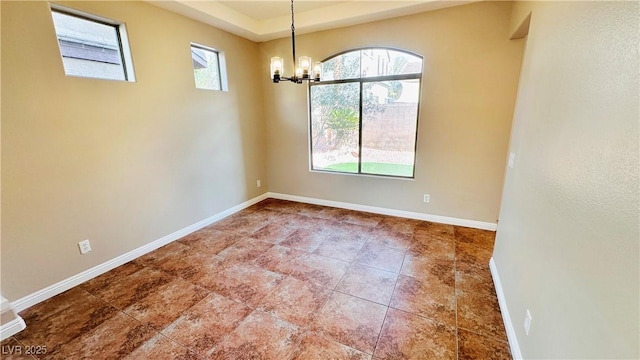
[
  {"x1": 310, "y1": 48, "x2": 423, "y2": 178},
  {"x1": 190, "y1": 43, "x2": 228, "y2": 91},
  {"x1": 50, "y1": 5, "x2": 135, "y2": 81}
]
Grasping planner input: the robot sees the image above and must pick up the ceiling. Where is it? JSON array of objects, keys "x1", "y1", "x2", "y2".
[
  {"x1": 219, "y1": 1, "x2": 346, "y2": 21},
  {"x1": 148, "y1": 0, "x2": 479, "y2": 42}
]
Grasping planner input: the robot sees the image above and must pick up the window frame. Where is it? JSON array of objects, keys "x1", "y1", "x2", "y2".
[
  {"x1": 190, "y1": 42, "x2": 226, "y2": 91},
  {"x1": 50, "y1": 4, "x2": 136, "y2": 82},
  {"x1": 308, "y1": 47, "x2": 423, "y2": 179}
]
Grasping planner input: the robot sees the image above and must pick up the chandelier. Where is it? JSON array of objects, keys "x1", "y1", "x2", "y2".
[{"x1": 270, "y1": 0, "x2": 321, "y2": 83}]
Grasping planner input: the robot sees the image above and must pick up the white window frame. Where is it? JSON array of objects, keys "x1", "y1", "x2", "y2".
[
  {"x1": 190, "y1": 42, "x2": 229, "y2": 92},
  {"x1": 50, "y1": 4, "x2": 136, "y2": 82},
  {"x1": 308, "y1": 47, "x2": 423, "y2": 179}
]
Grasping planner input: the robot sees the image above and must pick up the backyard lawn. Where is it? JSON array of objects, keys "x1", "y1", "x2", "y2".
[{"x1": 324, "y1": 162, "x2": 413, "y2": 177}]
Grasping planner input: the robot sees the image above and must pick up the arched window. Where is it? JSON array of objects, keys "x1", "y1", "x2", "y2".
[{"x1": 310, "y1": 48, "x2": 423, "y2": 178}]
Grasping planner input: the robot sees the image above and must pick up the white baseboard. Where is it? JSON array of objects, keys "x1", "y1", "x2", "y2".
[
  {"x1": 0, "y1": 317, "x2": 26, "y2": 341},
  {"x1": 1, "y1": 297, "x2": 10, "y2": 313},
  {"x1": 11, "y1": 193, "x2": 269, "y2": 313},
  {"x1": 1, "y1": 294, "x2": 27, "y2": 340},
  {"x1": 490, "y1": 257, "x2": 522, "y2": 359},
  {"x1": 10, "y1": 192, "x2": 494, "y2": 313},
  {"x1": 268, "y1": 192, "x2": 497, "y2": 231}
]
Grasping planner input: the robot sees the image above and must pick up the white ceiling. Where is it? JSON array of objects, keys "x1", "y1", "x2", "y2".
[
  {"x1": 219, "y1": 1, "x2": 346, "y2": 21},
  {"x1": 148, "y1": 0, "x2": 479, "y2": 42}
]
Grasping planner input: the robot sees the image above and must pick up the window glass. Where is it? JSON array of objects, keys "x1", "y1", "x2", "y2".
[
  {"x1": 361, "y1": 49, "x2": 423, "y2": 78},
  {"x1": 310, "y1": 83, "x2": 360, "y2": 173},
  {"x1": 320, "y1": 50, "x2": 361, "y2": 81},
  {"x1": 51, "y1": 10, "x2": 129, "y2": 81},
  {"x1": 310, "y1": 48, "x2": 422, "y2": 178},
  {"x1": 361, "y1": 79, "x2": 420, "y2": 177},
  {"x1": 191, "y1": 45, "x2": 222, "y2": 91}
]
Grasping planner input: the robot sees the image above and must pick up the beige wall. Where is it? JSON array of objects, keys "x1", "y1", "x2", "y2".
[
  {"x1": 1, "y1": 1, "x2": 267, "y2": 300},
  {"x1": 260, "y1": 1, "x2": 524, "y2": 224},
  {"x1": 494, "y1": 1, "x2": 639, "y2": 358},
  {"x1": 1, "y1": 0, "x2": 527, "y2": 305}
]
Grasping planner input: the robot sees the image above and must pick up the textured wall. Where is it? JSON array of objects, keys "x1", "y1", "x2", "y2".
[
  {"x1": 493, "y1": 1, "x2": 639, "y2": 358},
  {"x1": 1, "y1": 1, "x2": 267, "y2": 300},
  {"x1": 260, "y1": 1, "x2": 524, "y2": 224}
]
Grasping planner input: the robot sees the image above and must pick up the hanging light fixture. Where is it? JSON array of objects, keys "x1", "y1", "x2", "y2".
[{"x1": 270, "y1": 0, "x2": 321, "y2": 83}]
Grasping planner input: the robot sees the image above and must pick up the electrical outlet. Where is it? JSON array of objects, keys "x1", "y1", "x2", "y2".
[
  {"x1": 257, "y1": 179, "x2": 261, "y2": 188},
  {"x1": 524, "y1": 309, "x2": 532, "y2": 335},
  {"x1": 78, "y1": 239, "x2": 92, "y2": 255},
  {"x1": 423, "y1": 194, "x2": 430, "y2": 203}
]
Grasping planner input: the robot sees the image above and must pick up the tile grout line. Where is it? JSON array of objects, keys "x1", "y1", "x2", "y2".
[
  {"x1": 308, "y1": 215, "x2": 389, "y2": 357},
  {"x1": 158, "y1": 289, "x2": 247, "y2": 359},
  {"x1": 370, "y1": 233, "x2": 409, "y2": 357},
  {"x1": 247, "y1": 308, "x2": 308, "y2": 360},
  {"x1": 371, "y1": 306, "x2": 390, "y2": 358},
  {"x1": 89, "y1": 256, "x2": 225, "y2": 359},
  {"x1": 380, "y1": 250, "x2": 406, "y2": 352},
  {"x1": 7, "y1": 336, "x2": 39, "y2": 360},
  {"x1": 454, "y1": 230, "x2": 512, "y2": 354},
  {"x1": 280, "y1": 211, "x2": 357, "y2": 350},
  {"x1": 152, "y1": 330, "x2": 206, "y2": 360}
]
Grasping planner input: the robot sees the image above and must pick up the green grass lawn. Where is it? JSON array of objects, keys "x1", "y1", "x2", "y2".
[{"x1": 324, "y1": 162, "x2": 413, "y2": 177}]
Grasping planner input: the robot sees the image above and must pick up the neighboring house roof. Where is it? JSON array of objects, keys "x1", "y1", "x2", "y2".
[
  {"x1": 58, "y1": 37, "x2": 121, "y2": 64},
  {"x1": 191, "y1": 48, "x2": 208, "y2": 69},
  {"x1": 402, "y1": 61, "x2": 422, "y2": 74}
]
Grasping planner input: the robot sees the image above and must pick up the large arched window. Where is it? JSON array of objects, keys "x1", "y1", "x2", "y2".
[{"x1": 310, "y1": 48, "x2": 423, "y2": 178}]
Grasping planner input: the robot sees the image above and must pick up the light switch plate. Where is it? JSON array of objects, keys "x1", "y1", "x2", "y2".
[
  {"x1": 508, "y1": 152, "x2": 516, "y2": 169},
  {"x1": 524, "y1": 309, "x2": 532, "y2": 335}
]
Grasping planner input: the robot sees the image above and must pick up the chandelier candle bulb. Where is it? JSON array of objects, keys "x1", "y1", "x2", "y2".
[
  {"x1": 270, "y1": 57, "x2": 283, "y2": 82},
  {"x1": 313, "y1": 62, "x2": 322, "y2": 80},
  {"x1": 299, "y1": 56, "x2": 312, "y2": 78}
]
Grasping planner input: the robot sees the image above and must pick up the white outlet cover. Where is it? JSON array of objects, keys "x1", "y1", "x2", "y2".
[
  {"x1": 78, "y1": 239, "x2": 92, "y2": 254},
  {"x1": 524, "y1": 309, "x2": 532, "y2": 335},
  {"x1": 257, "y1": 180, "x2": 261, "y2": 188},
  {"x1": 423, "y1": 194, "x2": 430, "y2": 203}
]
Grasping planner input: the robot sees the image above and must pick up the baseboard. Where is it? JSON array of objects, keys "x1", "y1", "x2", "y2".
[
  {"x1": 11, "y1": 193, "x2": 269, "y2": 313},
  {"x1": 490, "y1": 257, "x2": 523, "y2": 359},
  {"x1": 11, "y1": 191, "x2": 493, "y2": 313},
  {"x1": 268, "y1": 192, "x2": 497, "y2": 231},
  {"x1": 0, "y1": 317, "x2": 26, "y2": 341},
  {"x1": 1, "y1": 295, "x2": 26, "y2": 340},
  {"x1": 1, "y1": 297, "x2": 10, "y2": 313}
]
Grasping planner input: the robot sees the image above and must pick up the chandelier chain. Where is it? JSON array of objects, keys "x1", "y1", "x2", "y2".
[
  {"x1": 290, "y1": 0, "x2": 296, "y2": 75},
  {"x1": 291, "y1": 0, "x2": 295, "y2": 33}
]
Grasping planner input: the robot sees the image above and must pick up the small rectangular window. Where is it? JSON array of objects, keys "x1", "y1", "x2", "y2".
[
  {"x1": 50, "y1": 6, "x2": 135, "y2": 81},
  {"x1": 191, "y1": 43, "x2": 227, "y2": 91}
]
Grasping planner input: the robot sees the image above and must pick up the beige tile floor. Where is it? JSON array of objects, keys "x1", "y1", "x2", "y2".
[{"x1": 2, "y1": 199, "x2": 511, "y2": 359}]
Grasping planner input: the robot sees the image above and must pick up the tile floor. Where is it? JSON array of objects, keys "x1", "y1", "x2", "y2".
[{"x1": 2, "y1": 199, "x2": 511, "y2": 359}]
